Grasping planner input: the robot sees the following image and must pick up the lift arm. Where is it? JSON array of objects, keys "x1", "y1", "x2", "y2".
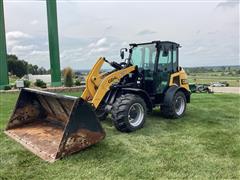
[{"x1": 81, "y1": 57, "x2": 136, "y2": 108}]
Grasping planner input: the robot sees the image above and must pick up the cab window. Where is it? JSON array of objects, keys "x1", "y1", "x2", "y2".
[
  {"x1": 158, "y1": 48, "x2": 172, "y2": 72},
  {"x1": 172, "y1": 49, "x2": 178, "y2": 71},
  {"x1": 131, "y1": 47, "x2": 143, "y2": 68},
  {"x1": 131, "y1": 44, "x2": 156, "y2": 71}
]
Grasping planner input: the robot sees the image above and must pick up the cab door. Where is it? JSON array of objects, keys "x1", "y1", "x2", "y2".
[
  {"x1": 155, "y1": 44, "x2": 178, "y2": 94},
  {"x1": 141, "y1": 46, "x2": 157, "y2": 95},
  {"x1": 131, "y1": 44, "x2": 157, "y2": 95}
]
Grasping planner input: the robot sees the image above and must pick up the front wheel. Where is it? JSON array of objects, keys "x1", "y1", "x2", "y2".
[
  {"x1": 96, "y1": 106, "x2": 108, "y2": 121},
  {"x1": 111, "y1": 94, "x2": 147, "y2": 132},
  {"x1": 161, "y1": 91, "x2": 187, "y2": 118}
]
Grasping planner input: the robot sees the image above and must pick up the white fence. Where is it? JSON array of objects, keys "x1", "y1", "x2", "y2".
[{"x1": 27, "y1": 74, "x2": 51, "y2": 84}]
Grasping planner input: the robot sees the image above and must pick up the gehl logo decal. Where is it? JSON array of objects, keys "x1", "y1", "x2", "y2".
[
  {"x1": 181, "y1": 79, "x2": 188, "y2": 84},
  {"x1": 108, "y1": 77, "x2": 118, "y2": 83}
]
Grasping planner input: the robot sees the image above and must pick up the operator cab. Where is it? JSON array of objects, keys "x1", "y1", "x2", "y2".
[{"x1": 122, "y1": 41, "x2": 180, "y2": 96}]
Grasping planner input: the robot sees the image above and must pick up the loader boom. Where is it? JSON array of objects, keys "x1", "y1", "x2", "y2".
[{"x1": 81, "y1": 57, "x2": 136, "y2": 108}]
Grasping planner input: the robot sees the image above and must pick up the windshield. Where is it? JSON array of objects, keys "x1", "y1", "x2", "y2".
[{"x1": 130, "y1": 44, "x2": 157, "y2": 70}]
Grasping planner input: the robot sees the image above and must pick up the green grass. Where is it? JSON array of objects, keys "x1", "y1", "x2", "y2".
[
  {"x1": 9, "y1": 76, "x2": 19, "y2": 84},
  {"x1": 0, "y1": 92, "x2": 240, "y2": 179},
  {"x1": 188, "y1": 73, "x2": 240, "y2": 87}
]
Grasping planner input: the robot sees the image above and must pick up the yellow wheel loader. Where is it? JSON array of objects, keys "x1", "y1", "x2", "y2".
[{"x1": 5, "y1": 41, "x2": 191, "y2": 162}]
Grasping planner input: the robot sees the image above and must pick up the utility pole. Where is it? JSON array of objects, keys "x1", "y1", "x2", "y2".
[
  {"x1": 0, "y1": 0, "x2": 9, "y2": 90},
  {"x1": 46, "y1": 0, "x2": 61, "y2": 86}
]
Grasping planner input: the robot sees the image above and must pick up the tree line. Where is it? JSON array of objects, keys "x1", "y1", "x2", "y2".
[
  {"x1": 6, "y1": 54, "x2": 240, "y2": 78},
  {"x1": 7, "y1": 54, "x2": 49, "y2": 78},
  {"x1": 185, "y1": 66, "x2": 240, "y2": 74}
]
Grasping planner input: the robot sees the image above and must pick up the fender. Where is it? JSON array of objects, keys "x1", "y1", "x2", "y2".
[
  {"x1": 104, "y1": 87, "x2": 153, "y2": 113},
  {"x1": 163, "y1": 85, "x2": 191, "y2": 105},
  {"x1": 120, "y1": 88, "x2": 153, "y2": 112}
]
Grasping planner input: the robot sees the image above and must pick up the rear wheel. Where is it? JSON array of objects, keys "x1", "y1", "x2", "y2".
[
  {"x1": 161, "y1": 91, "x2": 186, "y2": 118},
  {"x1": 111, "y1": 94, "x2": 147, "y2": 132}
]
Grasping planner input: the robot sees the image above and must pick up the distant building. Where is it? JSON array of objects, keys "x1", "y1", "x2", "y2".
[{"x1": 26, "y1": 74, "x2": 51, "y2": 84}]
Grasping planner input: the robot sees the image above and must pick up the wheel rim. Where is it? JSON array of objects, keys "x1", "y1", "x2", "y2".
[
  {"x1": 175, "y1": 96, "x2": 185, "y2": 116},
  {"x1": 128, "y1": 103, "x2": 144, "y2": 127}
]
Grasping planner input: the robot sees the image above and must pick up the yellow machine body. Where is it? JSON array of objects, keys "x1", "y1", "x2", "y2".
[
  {"x1": 169, "y1": 69, "x2": 190, "y2": 91},
  {"x1": 81, "y1": 57, "x2": 136, "y2": 108}
]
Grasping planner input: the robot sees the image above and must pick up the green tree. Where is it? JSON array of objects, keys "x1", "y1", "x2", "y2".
[
  {"x1": 27, "y1": 64, "x2": 34, "y2": 74},
  {"x1": 33, "y1": 65, "x2": 39, "y2": 74},
  {"x1": 7, "y1": 55, "x2": 28, "y2": 78},
  {"x1": 7, "y1": 54, "x2": 48, "y2": 77},
  {"x1": 38, "y1": 67, "x2": 47, "y2": 75}
]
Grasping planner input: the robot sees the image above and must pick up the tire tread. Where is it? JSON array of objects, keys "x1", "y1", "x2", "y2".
[{"x1": 111, "y1": 93, "x2": 146, "y2": 132}]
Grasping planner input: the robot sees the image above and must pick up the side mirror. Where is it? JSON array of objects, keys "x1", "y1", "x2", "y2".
[
  {"x1": 120, "y1": 48, "x2": 127, "y2": 59},
  {"x1": 120, "y1": 51, "x2": 124, "y2": 59},
  {"x1": 177, "y1": 66, "x2": 182, "y2": 71}
]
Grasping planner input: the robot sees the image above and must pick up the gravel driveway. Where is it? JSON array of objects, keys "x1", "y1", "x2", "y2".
[{"x1": 210, "y1": 87, "x2": 240, "y2": 94}]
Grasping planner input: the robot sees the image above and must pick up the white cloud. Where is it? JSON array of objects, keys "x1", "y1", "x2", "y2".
[
  {"x1": 6, "y1": 31, "x2": 32, "y2": 41},
  {"x1": 11, "y1": 45, "x2": 37, "y2": 54},
  {"x1": 26, "y1": 50, "x2": 50, "y2": 68},
  {"x1": 30, "y1": 20, "x2": 39, "y2": 25},
  {"x1": 60, "y1": 47, "x2": 83, "y2": 59},
  {"x1": 58, "y1": 36, "x2": 122, "y2": 68},
  {"x1": 92, "y1": 47, "x2": 109, "y2": 53},
  {"x1": 217, "y1": 0, "x2": 239, "y2": 9},
  {"x1": 29, "y1": 50, "x2": 48, "y2": 56},
  {"x1": 96, "y1": 38, "x2": 107, "y2": 46},
  {"x1": 4, "y1": 2, "x2": 238, "y2": 68},
  {"x1": 88, "y1": 38, "x2": 107, "y2": 47},
  {"x1": 88, "y1": 37, "x2": 107, "y2": 48},
  {"x1": 110, "y1": 42, "x2": 116, "y2": 47},
  {"x1": 183, "y1": 47, "x2": 206, "y2": 55},
  {"x1": 7, "y1": 39, "x2": 18, "y2": 47},
  {"x1": 88, "y1": 43, "x2": 95, "y2": 48},
  {"x1": 6, "y1": 31, "x2": 32, "y2": 48},
  {"x1": 121, "y1": 41, "x2": 128, "y2": 47},
  {"x1": 137, "y1": 29, "x2": 157, "y2": 36},
  {"x1": 105, "y1": 25, "x2": 113, "y2": 31}
]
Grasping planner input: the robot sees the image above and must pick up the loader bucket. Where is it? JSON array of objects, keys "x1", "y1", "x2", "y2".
[{"x1": 4, "y1": 88, "x2": 105, "y2": 162}]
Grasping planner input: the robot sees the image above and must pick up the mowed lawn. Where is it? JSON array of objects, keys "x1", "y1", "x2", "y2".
[
  {"x1": 188, "y1": 73, "x2": 240, "y2": 87},
  {"x1": 0, "y1": 92, "x2": 239, "y2": 179}
]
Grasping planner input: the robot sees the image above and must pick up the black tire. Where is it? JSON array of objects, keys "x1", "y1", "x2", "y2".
[
  {"x1": 95, "y1": 106, "x2": 108, "y2": 121},
  {"x1": 111, "y1": 94, "x2": 147, "y2": 132},
  {"x1": 96, "y1": 110, "x2": 108, "y2": 121},
  {"x1": 161, "y1": 91, "x2": 186, "y2": 119}
]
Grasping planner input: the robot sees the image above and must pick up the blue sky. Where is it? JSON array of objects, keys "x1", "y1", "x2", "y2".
[{"x1": 4, "y1": 0, "x2": 239, "y2": 69}]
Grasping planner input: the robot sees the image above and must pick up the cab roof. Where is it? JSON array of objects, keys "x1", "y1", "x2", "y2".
[{"x1": 129, "y1": 41, "x2": 180, "y2": 47}]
